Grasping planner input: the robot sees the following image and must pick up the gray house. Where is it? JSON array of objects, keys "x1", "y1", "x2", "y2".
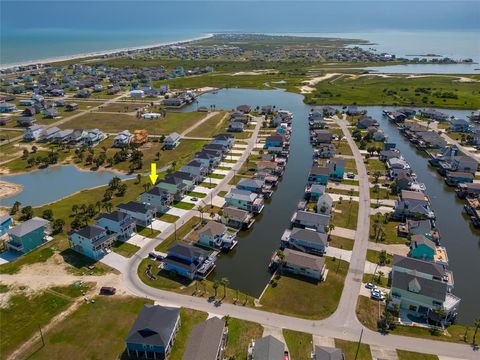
[
  {"x1": 313, "y1": 346, "x2": 344, "y2": 360},
  {"x1": 251, "y1": 335, "x2": 285, "y2": 360},
  {"x1": 125, "y1": 305, "x2": 181, "y2": 359},
  {"x1": 165, "y1": 132, "x2": 181, "y2": 149},
  {"x1": 182, "y1": 317, "x2": 227, "y2": 360}
]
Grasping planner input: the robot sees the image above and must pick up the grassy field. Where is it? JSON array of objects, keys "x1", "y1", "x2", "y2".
[
  {"x1": 283, "y1": 329, "x2": 313, "y2": 360},
  {"x1": 157, "y1": 213, "x2": 179, "y2": 223},
  {"x1": 369, "y1": 218, "x2": 408, "y2": 245},
  {"x1": 334, "y1": 339, "x2": 372, "y2": 360},
  {"x1": 58, "y1": 111, "x2": 205, "y2": 135},
  {"x1": 169, "y1": 308, "x2": 208, "y2": 360},
  {"x1": 0, "y1": 283, "x2": 91, "y2": 358},
  {"x1": 397, "y1": 350, "x2": 439, "y2": 360},
  {"x1": 305, "y1": 75, "x2": 480, "y2": 109},
  {"x1": 136, "y1": 226, "x2": 161, "y2": 238},
  {"x1": 260, "y1": 258, "x2": 349, "y2": 319},
  {"x1": 365, "y1": 249, "x2": 393, "y2": 266},
  {"x1": 22, "y1": 296, "x2": 151, "y2": 360},
  {"x1": 185, "y1": 111, "x2": 229, "y2": 137},
  {"x1": 225, "y1": 318, "x2": 263, "y2": 359},
  {"x1": 331, "y1": 200, "x2": 359, "y2": 229},
  {"x1": 356, "y1": 295, "x2": 384, "y2": 332}
]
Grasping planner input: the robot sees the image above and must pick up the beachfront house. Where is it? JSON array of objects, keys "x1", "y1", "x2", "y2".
[
  {"x1": 24, "y1": 125, "x2": 45, "y2": 141},
  {"x1": 197, "y1": 221, "x2": 236, "y2": 250},
  {"x1": 38, "y1": 126, "x2": 60, "y2": 142},
  {"x1": 182, "y1": 317, "x2": 227, "y2": 360},
  {"x1": 113, "y1": 130, "x2": 134, "y2": 147},
  {"x1": 221, "y1": 206, "x2": 255, "y2": 230},
  {"x1": 140, "y1": 187, "x2": 174, "y2": 214},
  {"x1": 125, "y1": 305, "x2": 180, "y2": 360},
  {"x1": 0, "y1": 215, "x2": 13, "y2": 237},
  {"x1": 224, "y1": 188, "x2": 265, "y2": 214},
  {"x1": 69, "y1": 224, "x2": 116, "y2": 260},
  {"x1": 7, "y1": 217, "x2": 51, "y2": 254},
  {"x1": 0, "y1": 103, "x2": 16, "y2": 113},
  {"x1": 290, "y1": 210, "x2": 330, "y2": 233},
  {"x1": 164, "y1": 132, "x2": 181, "y2": 149},
  {"x1": 393, "y1": 190, "x2": 435, "y2": 220},
  {"x1": 117, "y1": 201, "x2": 155, "y2": 227},
  {"x1": 283, "y1": 227, "x2": 328, "y2": 255},
  {"x1": 283, "y1": 248, "x2": 326, "y2": 280},
  {"x1": 390, "y1": 255, "x2": 460, "y2": 324},
  {"x1": 95, "y1": 211, "x2": 136, "y2": 241},
  {"x1": 163, "y1": 242, "x2": 214, "y2": 280}
]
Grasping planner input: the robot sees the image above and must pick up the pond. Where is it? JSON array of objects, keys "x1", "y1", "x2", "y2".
[
  {"x1": 184, "y1": 89, "x2": 479, "y2": 324},
  {"x1": 1, "y1": 165, "x2": 132, "y2": 207}
]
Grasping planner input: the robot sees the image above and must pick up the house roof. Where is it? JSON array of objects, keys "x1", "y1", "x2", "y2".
[
  {"x1": 314, "y1": 346, "x2": 344, "y2": 360},
  {"x1": 72, "y1": 224, "x2": 105, "y2": 239},
  {"x1": 222, "y1": 206, "x2": 250, "y2": 221},
  {"x1": 96, "y1": 210, "x2": 130, "y2": 222},
  {"x1": 0, "y1": 215, "x2": 12, "y2": 225},
  {"x1": 290, "y1": 228, "x2": 328, "y2": 246},
  {"x1": 145, "y1": 186, "x2": 171, "y2": 197},
  {"x1": 125, "y1": 305, "x2": 180, "y2": 347},
  {"x1": 317, "y1": 193, "x2": 333, "y2": 207},
  {"x1": 8, "y1": 217, "x2": 49, "y2": 237},
  {"x1": 182, "y1": 317, "x2": 225, "y2": 360},
  {"x1": 411, "y1": 234, "x2": 436, "y2": 251},
  {"x1": 237, "y1": 178, "x2": 264, "y2": 189},
  {"x1": 226, "y1": 188, "x2": 257, "y2": 202},
  {"x1": 186, "y1": 160, "x2": 205, "y2": 168},
  {"x1": 117, "y1": 201, "x2": 155, "y2": 214},
  {"x1": 252, "y1": 336, "x2": 285, "y2": 360},
  {"x1": 310, "y1": 166, "x2": 330, "y2": 176},
  {"x1": 198, "y1": 221, "x2": 226, "y2": 237},
  {"x1": 166, "y1": 132, "x2": 181, "y2": 142},
  {"x1": 401, "y1": 190, "x2": 427, "y2": 202},
  {"x1": 295, "y1": 211, "x2": 330, "y2": 227},
  {"x1": 393, "y1": 255, "x2": 446, "y2": 278},
  {"x1": 392, "y1": 271, "x2": 447, "y2": 301},
  {"x1": 168, "y1": 242, "x2": 208, "y2": 259},
  {"x1": 284, "y1": 248, "x2": 326, "y2": 271}
]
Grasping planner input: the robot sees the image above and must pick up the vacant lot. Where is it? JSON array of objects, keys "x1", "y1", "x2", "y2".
[
  {"x1": 225, "y1": 318, "x2": 263, "y2": 359},
  {"x1": 283, "y1": 329, "x2": 313, "y2": 360},
  {"x1": 59, "y1": 111, "x2": 205, "y2": 135},
  {"x1": 335, "y1": 338, "x2": 372, "y2": 360},
  {"x1": 185, "y1": 111, "x2": 229, "y2": 138}
]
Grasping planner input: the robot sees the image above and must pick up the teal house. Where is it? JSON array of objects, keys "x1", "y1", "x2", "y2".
[
  {"x1": 328, "y1": 157, "x2": 346, "y2": 181},
  {"x1": 408, "y1": 234, "x2": 435, "y2": 262},
  {"x1": 7, "y1": 217, "x2": 50, "y2": 254}
]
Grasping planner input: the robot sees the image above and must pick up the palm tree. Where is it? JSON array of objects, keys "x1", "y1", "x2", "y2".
[
  {"x1": 71, "y1": 204, "x2": 79, "y2": 215},
  {"x1": 473, "y1": 318, "x2": 480, "y2": 346},
  {"x1": 95, "y1": 201, "x2": 102, "y2": 212},
  {"x1": 220, "y1": 277, "x2": 229, "y2": 299},
  {"x1": 275, "y1": 250, "x2": 286, "y2": 275},
  {"x1": 212, "y1": 279, "x2": 220, "y2": 298}
]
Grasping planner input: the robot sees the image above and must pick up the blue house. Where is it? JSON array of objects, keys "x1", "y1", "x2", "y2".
[
  {"x1": 236, "y1": 178, "x2": 265, "y2": 194},
  {"x1": 224, "y1": 188, "x2": 265, "y2": 214},
  {"x1": 409, "y1": 234, "x2": 435, "y2": 262},
  {"x1": 117, "y1": 201, "x2": 156, "y2": 227},
  {"x1": 69, "y1": 225, "x2": 116, "y2": 260},
  {"x1": 95, "y1": 211, "x2": 136, "y2": 241},
  {"x1": 328, "y1": 157, "x2": 345, "y2": 181},
  {"x1": 163, "y1": 242, "x2": 214, "y2": 279},
  {"x1": 7, "y1": 217, "x2": 50, "y2": 254},
  {"x1": 0, "y1": 215, "x2": 13, "y2": 237},
  {"x1": 0, "y1": 103, "x2": 16, "y2": 113},
  {"x1": 449, "y1": 119, "x2": 470, "y2": 132},
  {"x1": 265, "y1": 135, "x2": 284, "y2": 149},
  {"x1": 307, "y1": 166, "x2": 330, "y2": 185},
  {"x1": 139, "y1": 187, "x2": 174, "y2": 214},
  {"x1": 126, "y1": 304, "x2": 180, "y2": 359}
]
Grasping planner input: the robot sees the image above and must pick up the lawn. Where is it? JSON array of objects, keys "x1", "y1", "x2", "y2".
[
  {"x1": 334, "y1": 141, "x2": 353, "y2": 156},
  {"x1": 200, "y1": 181, "x2": 217, "y2": 189},
  {"x1": 334, "y1": 339, "x2": 372, "y2": 360},
  {"x1": 397, "y1": 350, "x2": 439, "y2": 360},
  {"x1": 331, "y1": 200, "x2": 359, "y2": 229},
  {"x1": 365, "y1": 249, "x2": 393, "y2": 267},
  {"x1": 137, "y1": 226, "x2": 161, "y2": 238},
  {"x1": 260, "y1": 257, "x2": 349, "y2": 319},
  {"x1": 111, "y1": 240, "x2": 140, "y2": 258},
  {"x1": 157, "y1": 213, "x2": 180, "y2": 223},
  {"x1": 168, "y1": 308, "x2": 208, "y2": 360},
  {"x1": 370, "y1": 186, "x2": 395, "y2": 200},
  {"x1": 369, "y1": 218, "x2": 408, "y2": 245},
  {"x1": 224, "y1": 318, "x2": 263, "y2": 360},
  {"x1": 186, "y1": 191, "x2": 207, "y2": 198},
  {"x1": 173, "y1": 201, "x2": 195, "y2": 210},
  {"x1": 362, "y1": 273, "x2": 390, "y2": 288},
  {"x1": 305, "y1": 75, "x2": 480, "y2": 109},
  {"x1": 58, "y1": 111, "x2": 206, "y2": 135},
  {"x1": 356, "y1": 295, "x2": 384, "y2": 332},
  {"x1": 23, "y1": 296, "x2": 151, "y2": 360},
  {"x1": 328, "y1": 235, "x2": 354, "y2": 250},
  {"x1": 327, "y1": 187, "x2": 359, "y2": 197},
  {"x1": 364, "y1": 159, "x2": 386, "y2": 173},
  {"x1": 0, "y1": 283, "x2": 91, "y2": 359},
  {"x1": 155, "y1": 217, "x2": 200, "y2": 252},
  {"x1": 185, "y1": 111, "x2": 229, "y2": 138},
  {"x1": 209, "y1": 173, "x2": 226, "y2": 179},
  {"x1": 283, "y1": 329, "x2": 313, "y2": 360}
]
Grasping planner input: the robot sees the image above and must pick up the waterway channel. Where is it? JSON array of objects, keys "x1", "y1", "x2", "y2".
[{"x1": 184, "y1": 90, "x2": 479, "y2": 324}]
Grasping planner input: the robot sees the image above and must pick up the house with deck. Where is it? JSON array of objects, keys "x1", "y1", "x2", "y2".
[
  {"x1": 117, "y1": 201, "x2": 155, "y2": 227},
  {"x1": 221, "y1": 206, "x2": 255, "y2": 230},
  {"x1": 211, "y1": 133, "x2": 235, "y2": 149},
  {"x1": 24, "y1": 125, "x2": 45, "y2": 141},
  {"x1": 126, "y1": 305, "x2": 180, "y2": 360},
  {"x1": 224, "y1": 188, "x2": 265, "y2": 214},
  {"x1": 7, "y1": 217, "x2": 50, "y2": 254},
  {"x1": 328, "y1": 157, "x2": 345, "y2": 181},
  {"x1": 163, "y1": 242, "x2": 215, "y2": 280},
  {"x1": 307, "y1": 166, "x2": 330, "y2": 186},
  {"x1": 156, "y1": 177, "x2": 189, "y2": 200},
  {"x1": 140, "y1": 187, "x2": 174, "y2": 214},
  {"x1": 113, "y1": 130, "x2": 134, "y2": 147},
  {"x1": 95, "y1": 211, "x2": 136, "y2": 241},
  {"x1": 180, "y1": 160, "x2": 208, "y2": 179},
  {"x1": 198, "y1": 221, "x2": 236, "y2": 250},
  {"x1": 393, "y1": 190, "x2": 435, "y2": 220},
  {"x1": 283, "y1": 248, "x2": 326, "y2": 280},
  {"x1": 0, "y1": 215, "x2": 13, "y2": 237},
  {"x1": 290, "y1": 211, "x2": 330, "y2": 233},
  {"x1": 164, "y1": 132, "x2": 181, "y2": 149},
  {"x1": 69, "y1": 224, "x2": 116, "y2": 260},
  {"x1": 236, "y1": 178, "x2": 265, "y2": 195},
  {"x1": 282, "y1": 227, "x2": 328, "y2": 255}
]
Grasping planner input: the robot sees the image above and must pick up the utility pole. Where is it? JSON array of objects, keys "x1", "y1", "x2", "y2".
[
  {"x1": 354, "y1": 328, "x2": 364, "y2": 360},
  {"x1": 38, "y1": 326, "x2": 45, "y2": 347},
  {"x1": 174, "y1": 222, "x2": 177, "y2": 241}
]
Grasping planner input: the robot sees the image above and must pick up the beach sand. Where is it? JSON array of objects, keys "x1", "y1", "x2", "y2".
[{"x1": 0, "y1": 180, "x2": 23, "y2": 199}]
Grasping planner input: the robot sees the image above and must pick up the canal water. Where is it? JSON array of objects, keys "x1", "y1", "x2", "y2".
[
  {"x1": 1, "y1": 165, "x2": 132, "y2": 207},
  {"x1": 185, "y1": 90, "x2": 479, "y2": 324}
]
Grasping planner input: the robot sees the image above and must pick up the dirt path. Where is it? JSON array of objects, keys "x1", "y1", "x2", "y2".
[{"x1": 299, "y1": 73, "x2": 342, "y2": 93}]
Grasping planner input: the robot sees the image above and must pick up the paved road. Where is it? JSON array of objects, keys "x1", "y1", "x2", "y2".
[{"x1": 121, "y1": 116, "x2": 477, "y2": 359}]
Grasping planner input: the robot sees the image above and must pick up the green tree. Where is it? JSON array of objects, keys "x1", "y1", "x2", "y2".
[
  {"x1": 10, "y1": 201, "x2": 21, "y2": 215},
  {"x1": 20, "y1": 206, "x2": 34, "y2": 220},
  {"x1": 71, "y1": 204, "x2": 79, "y2": 215},
  {"x1": 212, "y1": 279, "x2": 220, "y2": 298},
  {"x1": 42, "y1": 209, "x2": 54, "y2": 221},
  {"x1": 220, "y1": 277, "x2": 230, "y2": 299},
  {"x1": 52, "y1": 219, "x2": 65, "y2": 234},
  {"x1": 473, "y1": 318, "x2": 480, "y2": 346}
]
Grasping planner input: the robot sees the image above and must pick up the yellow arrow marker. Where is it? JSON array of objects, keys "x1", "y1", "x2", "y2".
[{"x1": 149, "y1": 163, "x2": 158, "y2": 185}]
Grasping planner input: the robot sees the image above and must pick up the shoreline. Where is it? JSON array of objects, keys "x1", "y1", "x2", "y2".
[
  {"x1": 0, "y1": 33, "x2": 213, "y2": 70},
  {"x1": 0, "y1": 180, "x2": 23, "y2": 200}
]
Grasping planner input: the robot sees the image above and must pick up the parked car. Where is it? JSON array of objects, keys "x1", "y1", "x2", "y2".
[
  {"x1": 347, "y1": 172, "x2": 355, "y2": 179},
  {"x1": 371, "y1": 289, "x2": 385, "y2": 301},
  {"x1": 365, "y1": 282, "x2": 374, "y2": 289},
  {"x1": 190, "y1": 197, "x2": 198, "y2": 201},
  {"x1": 100, "y1": 286, "x2": 116, "y2": 295},
  {"x1": 284, "y1": 351, "x2": 290, "y2": 360}
]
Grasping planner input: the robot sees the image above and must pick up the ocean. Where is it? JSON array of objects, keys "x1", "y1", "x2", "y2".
[{"x1": 1, "y1": 1, "x2": 480, "y2": 66}]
